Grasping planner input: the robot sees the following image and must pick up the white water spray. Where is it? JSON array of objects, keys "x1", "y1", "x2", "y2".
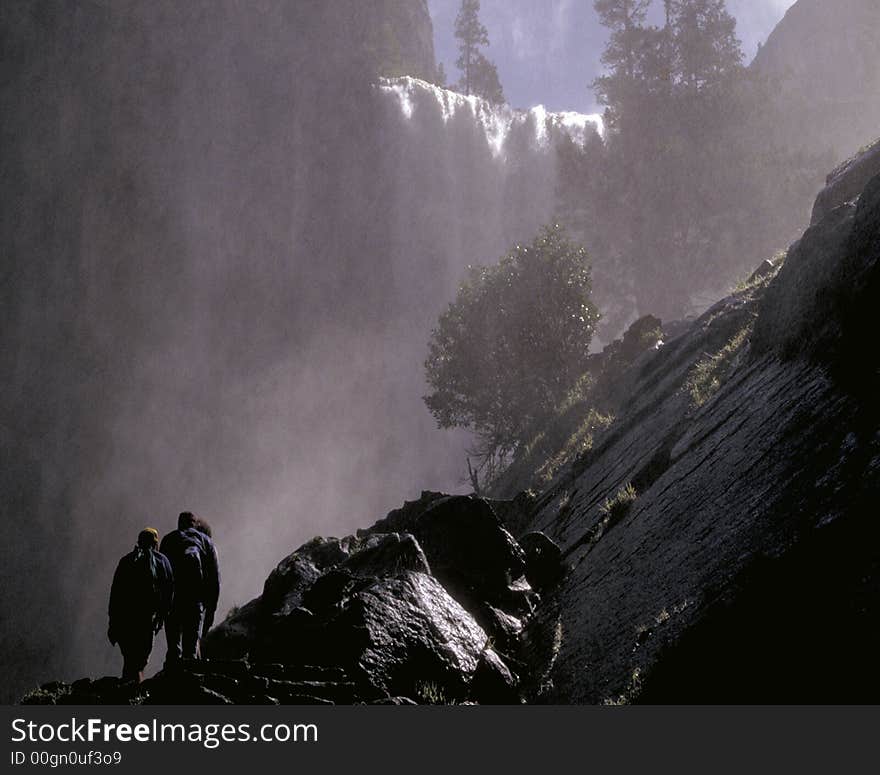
[{"x1": 378, "y1": 76, "x2": 603, "y2": 159}]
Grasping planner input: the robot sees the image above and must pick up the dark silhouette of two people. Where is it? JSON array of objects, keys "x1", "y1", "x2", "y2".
[{"x1": 108, "y1": 512, "x2": 220, "y2": 682}]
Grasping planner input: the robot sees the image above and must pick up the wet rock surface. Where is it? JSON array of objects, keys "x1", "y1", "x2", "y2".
[
  {"x1": 23, "y1": 152, "x2": 880, "y2": 706},
  {"x1": 519, "y1": 157, "x2": 880, "y2": 703},
  {"x1": 28, "y1": 493, "x2": 562, "y2": 705}
]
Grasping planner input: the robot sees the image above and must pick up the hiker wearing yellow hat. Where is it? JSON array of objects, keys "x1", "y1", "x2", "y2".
[{"x1": 108, "y1": 527, "x2": 174, "y2": 682}]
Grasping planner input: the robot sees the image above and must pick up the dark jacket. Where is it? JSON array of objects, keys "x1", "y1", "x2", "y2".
[
  {"x1": 159, "y1": 527, "x2": 220, "y2": 617},
  {"x1": 108, "y1": 547, "x2": 174, "y2": 641}
]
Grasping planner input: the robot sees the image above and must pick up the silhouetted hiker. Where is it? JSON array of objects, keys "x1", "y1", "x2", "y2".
[
  {"x1": 160, "y1": 511, "x2": 220, "y2": 664},
  {"x1": 108, "y1": 528, "x2": 174, "y2": 683},
  {"x1": 192, "y1": 515, "x2": 212, "y2": 538}
]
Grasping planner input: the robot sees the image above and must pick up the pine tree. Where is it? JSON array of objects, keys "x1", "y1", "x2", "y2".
[
  {"x1": 579, "y1": 0, "x2": 819, "y2": 325},
  {"x1": 468, "y1": 52, "x2": 505, "y2": 104},
  {"x1": 593, "y1": 0, "x2": 651, "y2": 80},
  {"x1": 454, "y1": 0, "x2": 505, "y2": 103},
  {"x1": 668, "y1": 0, "x2": 743, "y2": 91},
  {"x1": 591, "y1": 0, "x2": 652, "y2": 131}
]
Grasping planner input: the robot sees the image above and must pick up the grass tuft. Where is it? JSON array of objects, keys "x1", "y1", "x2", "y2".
[
  {"x1": 599, "y1": 482, "x2": 638, "y2": 527},
  {"x1": 685, "y1": 323, "x2": 753, "y2": 408}
]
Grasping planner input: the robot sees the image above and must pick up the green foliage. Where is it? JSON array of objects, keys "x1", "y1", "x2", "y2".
[
  {"x1": 21, "y1": 685, "x2": 69, "y2": 705},
  {"x1": 536, "y1": 408, "x2": 615, "y2": 485},
  {"x1": 685, "y1": 322, "x2": 752, "y2": 408},
  {"x1": 670, "y1": 0, "x2": 743, "y2": 91},
  {"x1": 733, "y1": 250, "x2": 786, "y2": 293},
  {"x1": 414, "y1": 681, "x2": 448, "y2": 705},
  {"x1": 600, "y1": 482, "x2": 638, "y2": 525},
  {"x1": 454, "y1": 0, "x2": 505, "y2": 103},
  {"x1": 591, "y1": 0, "x2": 652, "y2": 131},
  {"x1": 558, "y1": 0, "x2": 827, "y2": 327},
  {"x1": 603, "y1": 666, "x2": 643, "y2": 705},
  {"x1": 424, "y1": 226, "x2": 599, "y2": 463}
]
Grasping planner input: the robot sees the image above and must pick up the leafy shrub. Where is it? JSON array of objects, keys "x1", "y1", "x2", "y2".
[{"x1": 424, "y1": 225, "x2": 599, "y2": 470}]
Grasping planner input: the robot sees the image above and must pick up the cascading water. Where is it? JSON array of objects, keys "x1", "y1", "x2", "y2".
[
  {"x1": 1, "y1": 2, "x2": 602, "y2": 699},
  {"x1": 379, "y1": 75, "x2": 602, "y2": 158},
  {"x1": 372, "y1": 74, "x2": 603, "y2": 315}
]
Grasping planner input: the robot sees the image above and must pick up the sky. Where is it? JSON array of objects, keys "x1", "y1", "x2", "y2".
[{"x1": 428, "y1": 0, "x2": 798, "y2": 113}]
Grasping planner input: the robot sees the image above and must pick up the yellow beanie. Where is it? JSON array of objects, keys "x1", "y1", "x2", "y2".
[{"x1": 138, "y1": 527, "x2": 159, "y2": 547}]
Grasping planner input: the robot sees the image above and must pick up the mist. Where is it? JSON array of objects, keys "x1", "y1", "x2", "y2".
[
  {"x1": 0, "y1": 0, "x2": 595, "y2": 701},
  {"x1": 2, "y1": 0, "x2": 876, "y2": 705}
]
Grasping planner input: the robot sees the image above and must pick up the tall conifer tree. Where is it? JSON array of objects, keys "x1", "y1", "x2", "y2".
[
  {"x1": 668, "y1": 0, "x2": 743, "y2": 90},
  {"x1": 454, "y1": 0, "x2": 505, "y2": 103}
]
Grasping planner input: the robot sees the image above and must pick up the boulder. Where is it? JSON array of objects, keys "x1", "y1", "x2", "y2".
[
  {"x1": 342, "y1": 532, "x2": 431, "y2": 578},
  {"x1": 365, "y1": 491, "x2": 449, "y2": 534},
  {"x1": 519, "y1": 532, "x2": 566, "y2": 592},
  {"x1": 261, "y1": 541, "x2": 343, "y2": 614},
  {"x1": 480, "y1": 605, "x2": 524, "y2": 653},
  {"x1": 470, "y1": 649, "x2": 520, "y2": 705},
  {"x1": 486, "y1": 491, "x2": 538, "y2": 539},
  {"x1": 620, "y1": 315, "x2": 663, "y2": 362},
  {"x1": 811, "y1": 139, "x2": 880, "y2": 225},
  {"x1": 301, "y1": 569, "x2": 364, "y2": 614},
  {"x1": 202, "y1": 598, "x2": 261, "y2": 660},
  {"x1": 405, "y1": 496, "x2": 529, "y2": 616},
  {"x1": 325, "y1": 571, "x2": 488, "y2": 700}
]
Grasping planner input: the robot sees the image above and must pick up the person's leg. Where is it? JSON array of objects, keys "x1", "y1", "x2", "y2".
[
  {"x1": 164, "y1": 611, "x2": 182, "y2": 667},
  {"x1": 122, "y1": 620, "x2": 153, "y2": 682},
  {"x1": 120, "y1": 639, "x2": 137, "y2": 681},
  {"x1": 180, "y1": 603, "x2": 204, "y2": 660},
  {"x1": 138, "y1": 620, "x2": 154, "y2": 681}
]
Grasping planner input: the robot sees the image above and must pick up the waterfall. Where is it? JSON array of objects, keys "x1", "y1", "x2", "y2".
[
  {"x1": 378, "y1": 76, "x2": 603, "y2": 158},
  {"x1": 372, "y1": 75, "x2": 603, "y2": 311},
  {"x1": 1, "y1": 3, "x2": 603, "y2": 695}
]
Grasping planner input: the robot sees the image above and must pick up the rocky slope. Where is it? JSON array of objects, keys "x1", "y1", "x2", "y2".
[
  {"x1": 521, "y1": 143, "x2": 880, "y2": 703},
  {"x1": 26, "y1": 145, "x2": 880, "y2": 705},
  {"x1": 26, "y1": 494, "x2": 563, "y2": 705}
]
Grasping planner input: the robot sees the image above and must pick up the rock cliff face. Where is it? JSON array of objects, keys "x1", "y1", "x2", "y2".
[
  {"x1": 26, "y1": 146, "x2": 880, "y2": 704},
  {"x1": 522, "y1": 144, "x2": 880, "y2": 703},
  {"x1": 364, "y1": 0, "x2": 436, "y2": 80},
  {"x1": 753, "y1": 0, "x2": 880, "y2": 161}
]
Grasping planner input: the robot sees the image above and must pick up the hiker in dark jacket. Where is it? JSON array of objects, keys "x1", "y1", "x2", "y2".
[
  {"x1": 160, "y1": 511, "x2": 220, "y2": 663},
  {"x1": 108, "y1": 528, "x2": 174, "y2": 682}
]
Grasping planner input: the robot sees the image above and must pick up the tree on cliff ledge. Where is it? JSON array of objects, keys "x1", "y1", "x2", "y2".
[
  {"x1": 454, "y1": 0, "x2": 505, "y2": 103},
  {"x1": 424, "y1": 226, "x2": 598, "y2": 476}
]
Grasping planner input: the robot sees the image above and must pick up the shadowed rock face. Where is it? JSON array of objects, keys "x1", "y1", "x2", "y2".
[
  {"x1": 368, "y1": 0, "x2": 436, "y2": 80},
  {"x1": 753, "y1": 0, "x2": 880, "y2": 161},
  {"x1": 811, "y1": 140, "x2": 880, "y2": 226},
  {"x1": 519, "y1": 147, "x2": 880, "y2": 704}
]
